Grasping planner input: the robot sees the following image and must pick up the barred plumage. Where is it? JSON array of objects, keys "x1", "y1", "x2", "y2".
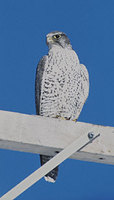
[{"x1": 35, "y1": 31, "x2": 89, "y2": 182}]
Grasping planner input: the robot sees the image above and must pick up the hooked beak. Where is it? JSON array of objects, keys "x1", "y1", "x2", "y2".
[{"x1": 46, "y1": 36, "x2": 53, "y2": 45}]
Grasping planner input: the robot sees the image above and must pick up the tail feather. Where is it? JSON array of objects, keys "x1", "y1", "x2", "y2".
[{"x1": 40, "y1": 155, "x2": 59, "y2": 183}]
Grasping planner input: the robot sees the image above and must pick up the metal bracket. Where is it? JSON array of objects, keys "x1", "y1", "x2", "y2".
[{"x1": 77, "y1": 132, "x2": 100, "y2": 152}]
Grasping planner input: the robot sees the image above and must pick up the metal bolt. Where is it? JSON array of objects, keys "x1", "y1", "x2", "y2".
[{"x1": 88, "y1": 132, "x2": 94, "y2": 139}]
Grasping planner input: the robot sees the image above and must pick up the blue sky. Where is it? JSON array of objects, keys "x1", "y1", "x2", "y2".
[{"x1": 0, "y1": 0, "x2": 114, "y2": 199}]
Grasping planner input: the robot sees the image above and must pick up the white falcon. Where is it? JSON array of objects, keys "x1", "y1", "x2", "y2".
[{"x1": 35, "y1": 31, "x2": 89, "y2": 183}]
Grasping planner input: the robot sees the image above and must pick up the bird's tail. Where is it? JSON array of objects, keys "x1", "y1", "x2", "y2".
[{"x1": 40, "y1": 155, "x2": 59, "y2": 183}]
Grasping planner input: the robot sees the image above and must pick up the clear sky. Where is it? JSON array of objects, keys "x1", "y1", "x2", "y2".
[{"x1": 0, "y1": 0, "x2": 114, "y2": 199}]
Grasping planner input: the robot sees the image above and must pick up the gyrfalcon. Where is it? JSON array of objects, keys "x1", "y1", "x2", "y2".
[{"x1": 35, "y1": 31, "x2": 89, "y2": 183}]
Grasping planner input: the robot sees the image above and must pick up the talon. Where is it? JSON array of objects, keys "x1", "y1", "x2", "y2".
[
  {"x1": 60, "y1": 117, "x2": 66, "y2": 120},
  {"x1": 72, "y1": 119, "x2": 77, "y2": 122}
]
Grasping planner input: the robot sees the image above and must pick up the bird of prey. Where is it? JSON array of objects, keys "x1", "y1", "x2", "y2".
[{"x1": 35, "y1": 31, "x2": 89, "y2": 183}]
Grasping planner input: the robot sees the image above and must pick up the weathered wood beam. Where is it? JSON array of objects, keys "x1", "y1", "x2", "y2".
[{"x1": 0, "y1": 110, "x2": 114, "y2": 165}]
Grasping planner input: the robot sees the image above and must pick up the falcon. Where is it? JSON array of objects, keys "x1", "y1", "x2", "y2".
[{"x1": 35, "y1": 31, "x2": 89, "y2": 183}]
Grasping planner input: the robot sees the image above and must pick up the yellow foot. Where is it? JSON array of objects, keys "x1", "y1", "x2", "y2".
[
  {"x1": 59, "y1": 117, "x2": 66, "y2": 120},
  {"x1": 54, "y1": 115, "x2": 66, "y2": 120},
  {"x1": 72, "y1": 119, "x2": 77, "y2": 122}
]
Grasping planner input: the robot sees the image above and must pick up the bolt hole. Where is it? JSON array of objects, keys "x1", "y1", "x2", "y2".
[
  {"x1": 99, "y1": 157, "x2": 104, "y2": 160},
  {"x1": 55, "y1": 151, "x2": 59, "y2": 154}
]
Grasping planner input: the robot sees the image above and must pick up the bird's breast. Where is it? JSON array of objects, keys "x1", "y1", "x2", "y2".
[{"x1": 40, "y1": 48, "x2": 81, "y2": 117}]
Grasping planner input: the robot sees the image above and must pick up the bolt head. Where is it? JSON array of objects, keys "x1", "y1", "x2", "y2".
[{"x1": 88, "y1": 132, "x2": 94, "y2": 139}]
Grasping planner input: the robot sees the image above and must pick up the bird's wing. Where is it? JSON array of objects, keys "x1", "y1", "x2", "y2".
[
  {"x1": 80, "y1": 64, "x2": 89, "y2": 101},
  {"x1": 35, "y1": 55, "x2": 48, "y2": 115}
]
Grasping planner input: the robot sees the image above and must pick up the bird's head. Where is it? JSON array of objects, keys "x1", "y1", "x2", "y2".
[{"x1": 46, "y1": 31, "x2": 72, "y2": 49}]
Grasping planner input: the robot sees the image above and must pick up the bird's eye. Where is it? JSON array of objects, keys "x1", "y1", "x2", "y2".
[{"x1": 53, "y1": 34, "x2": 61, "y2": 39}]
